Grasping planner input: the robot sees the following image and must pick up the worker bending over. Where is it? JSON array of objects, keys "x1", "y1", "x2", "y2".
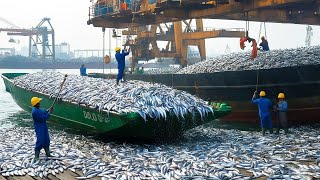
[
  {"x1": 240, "y1": 36, "x2": 258, "y2": 60},
  {"x1": 252, "y1": 91, "x2": 273, "y2": 136},
  {"x1": 115, "y1": 47, "x2": 130, "y2": 85},
  {"x1": 31, "y1": 97, "x2": 53, "y2": 161},
  {"x1": 274, "y1": 93, "x2": 288, "y2": 135},
  {"x1": 259, "y1": 36, "x2": 269, "y2": 51}
]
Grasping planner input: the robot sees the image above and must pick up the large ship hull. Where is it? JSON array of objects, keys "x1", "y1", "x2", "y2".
[{"x1": 93, "y1": 64, "x2": 320, "y2": 124}]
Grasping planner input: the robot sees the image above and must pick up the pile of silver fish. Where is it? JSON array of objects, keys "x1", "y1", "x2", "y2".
[
  {"x1": 13, "y1": 72, "x2": 212, "y2": 121},
  {"x1": 1, "y1": 125, "x2": 320, "y2": 179},
  {"x1": 178, "y1": 46, "x2": 320, "y2": 74},
  {"x1": 144, "y1": 67, "x2": 181, "y2": 74}
]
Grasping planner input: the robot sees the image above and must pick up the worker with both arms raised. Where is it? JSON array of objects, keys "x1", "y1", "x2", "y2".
[
  {"x1": 252, "y1": 91, "x2": 273, "y2": 136},
  {"x1": 115, "y1": 47, "x2": 130, "y2": 85},
  {"x1": 30, "y1": 97, "x2": 53, "y2": 161}
]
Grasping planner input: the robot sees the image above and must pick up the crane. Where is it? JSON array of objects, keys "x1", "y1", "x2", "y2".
[
  {"x1": 0, "y1": 17, "x2": 55, "y2": 60},
  {"x1": 305, "y1": 25, "x2": 313, "y2": 47}
]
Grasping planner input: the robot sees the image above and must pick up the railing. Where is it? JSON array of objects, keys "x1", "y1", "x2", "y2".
[
  {"x1": 187, "y1": 27, "x2": 245, "y2": 32},
  {"x1": 89, "y1": 0, "x2": 133, "y2": 19}
]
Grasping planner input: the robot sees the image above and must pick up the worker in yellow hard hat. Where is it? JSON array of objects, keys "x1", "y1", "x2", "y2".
[
  {"x1": 252, "y1": 90, "x2": 273, "y2": 136},
  {"x1": 31, "y1": 97, "x2": 53, "y2": 161},
  {"x1": 274, "y1": 93, "x2": 288, "y2": 135},
  {"x1": 115, "y1": 47, "x2": 130, "y2": 85}
]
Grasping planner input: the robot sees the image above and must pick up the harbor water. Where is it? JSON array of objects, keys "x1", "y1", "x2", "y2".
[{"x1": 0, "y1": 69, "x2": 320, "y2": 179}]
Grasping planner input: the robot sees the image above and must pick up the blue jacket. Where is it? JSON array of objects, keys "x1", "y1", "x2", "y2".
[
  {"x1": 115, "y1": 50, "x2": 130, "y2": 69},
  {"x1": 80, "y1": 67, "x2": 86, "y2": 76},
  {"x1": 259, "y1": 40, "x2": 269, "y2": 51},
  {"x1": 277, "y1": 101, "x2": 287, "y2": 112},
  {"x1": 32, "y1": 107, "x2": 51, "y2": 150},
  {"x1": 252, "y1": 97, "x2": 273, "y2": 118}
]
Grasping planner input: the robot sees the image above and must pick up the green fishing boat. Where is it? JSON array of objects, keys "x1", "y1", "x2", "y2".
[{"x1": 1, "y1": 73, "x2": 231, "y2": 139}]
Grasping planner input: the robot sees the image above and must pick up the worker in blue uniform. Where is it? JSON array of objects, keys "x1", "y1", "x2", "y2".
[
  {"x1": 252, "y1": 91, "x2": 273, "y2": 136},
  {"x1": 259, "y1": 36, "x2": 270, "y2": 51},
  {"x1": 115, "y1": 47, "x2": 130, "y2": 85},
  {"x1": 274, "y1": 93, "x2": 288, "y2": 135},
  {"x1": 31, "y1": 97, "x2": 53, "y2": 161},
  {"x1": 80, "y1": 64, "x2": 87, "y2": 76}
]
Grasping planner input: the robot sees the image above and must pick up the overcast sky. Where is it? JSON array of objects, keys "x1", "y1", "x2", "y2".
[{"x1": 1, "y1": 0, "x2": 320, "y2": 56}]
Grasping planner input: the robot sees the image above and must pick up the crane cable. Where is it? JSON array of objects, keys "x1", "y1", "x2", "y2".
[{"x1": 255, "y1": 22, "x2": 267, "y2": 91}]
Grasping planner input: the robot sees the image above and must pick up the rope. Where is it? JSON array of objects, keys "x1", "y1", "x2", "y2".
[
  {"x1": 264, "y1": 22, "x2": 267, "y2": 39},
  {"x1": 255, "y1": 67, "x2": 259, "y2": 91},
  {"x1": 257, "y1": 22, "x2": 263, "y2": 44},
  {"x1": 245, "y1": 12, "x2": 249, "y2": 37}
]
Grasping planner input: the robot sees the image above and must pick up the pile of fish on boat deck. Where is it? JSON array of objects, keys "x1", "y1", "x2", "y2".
[
  {"x1": 143, "y1": 46, "x2": 320, "y2": 74},
  {"x1": 178, "y1": 46, "x2": 320, "y2": 74},
  {"x1": 13, "y1": 72, "x2": 213, "y2": 121},
  {"x1": 144, "y1": 67, "x2": 180, "y2": 75}
]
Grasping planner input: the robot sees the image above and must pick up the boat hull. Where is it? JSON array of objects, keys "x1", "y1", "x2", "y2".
[
  {"x1": 1, "y1": 73, "x2": 230, "y2": 139},
  {"x1": 92, "y1": 64, "x2": 320, "y2": 125}
]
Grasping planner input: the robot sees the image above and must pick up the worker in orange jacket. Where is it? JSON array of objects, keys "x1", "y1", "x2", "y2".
[{"x1": 240, "y1": 37, "x2": 257, "y2": 60}]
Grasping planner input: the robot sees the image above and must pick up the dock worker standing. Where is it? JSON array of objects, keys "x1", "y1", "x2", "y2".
[
  {"x1": 259, "y1": 36, "x2": 270, "y2": 51},
  {"x1": 31, "y1": 97, "x2": 53, "y2": 161},
  {"x1": 115, "y1": 47, "x2": 130, "y2": 85},
  {"x1": 252, "y1": 91, "x2": 273, "y2": 136},
  {"x1": 80, "y1": 64, "x2": 87, "y2": 76},
  {"x1": 274, "y1": 93, "x2": 288, "y2": 135}
]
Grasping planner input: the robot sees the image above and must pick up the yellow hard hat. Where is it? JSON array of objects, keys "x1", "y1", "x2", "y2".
[
  {"x1": 31, "y1": 97, "x2": 42, "y2": 107},
  {"x1": 259, "y1": 91, "x2": 266, "y2": 97},
  {"x1": 278, "y1": 93, "x2": 285, "y2": 99},
  {"x1": 115, "y1": 47, "x2": 121, "y2": 52}
]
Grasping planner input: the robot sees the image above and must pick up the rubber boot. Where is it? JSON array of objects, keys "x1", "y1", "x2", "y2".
[
  {"x1": 44, "y1": 147, "x2": 53, "y2": 157},
  {"x1": 34, "y1": 150, "x2": 40, "y2": 162},
  {"x1": 284, "y1": 128, "x2": 289, "y2": 134},
  {"x1": 261, "y1": 128, "x2": 266, "y2": 136},
  {"x1": 275, "y1": 128, "x2": 280, "y2": 135},
  {"x1": 116, "y1": 79, "x2": 119, "y2": 85}
]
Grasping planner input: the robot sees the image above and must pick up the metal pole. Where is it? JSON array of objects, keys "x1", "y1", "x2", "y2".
[
  {"x1": 102, "y1": 27, "x2": 106, "y2": 74},
  {"x1": 109, "y1": 28, "x2": 112, "y2": 74}
]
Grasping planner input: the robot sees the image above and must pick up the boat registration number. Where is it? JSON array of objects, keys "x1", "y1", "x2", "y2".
[{"x1": 83, "y1": 111, "x2": 110, "y2": 123}]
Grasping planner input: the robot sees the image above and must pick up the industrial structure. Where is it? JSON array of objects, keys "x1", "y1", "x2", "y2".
[
  {"x1": 121, "y1": 20, "x2": 244, "y2": 67},
  {"x1": 88, "y1": 0, "x2": 320, "y2": 67},
  {"x1": 306, "y1": 25, "x2": 313, "y2": 46},
  {"x1": 0, "y1": 17, "x2": 55, "y2": 60},
  {"x1": 88, "y1": 0, "x2": 320, "y2": 28}
]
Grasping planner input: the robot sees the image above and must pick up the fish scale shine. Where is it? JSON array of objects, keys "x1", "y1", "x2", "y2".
[{"x1": 13, "y1": 72, "x2": 213, "y2": 121}]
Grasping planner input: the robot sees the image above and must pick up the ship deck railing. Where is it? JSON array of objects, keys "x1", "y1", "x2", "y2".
[{"x1": 89, "y1": 1, "x2": 134, "y2": 19}]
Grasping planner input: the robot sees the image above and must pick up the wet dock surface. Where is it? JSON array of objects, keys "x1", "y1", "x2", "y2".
[{"x1": 0, "y1": 125, "x2": 320, "y2": 179}]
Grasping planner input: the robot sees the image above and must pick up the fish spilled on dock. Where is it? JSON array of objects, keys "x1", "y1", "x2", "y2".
[
  {"x1": 13, "y1": 72, "x2": 213, "y2": 121},
  {"x1": 1, "y1": 125, "x2": 320, "y2": 179},
  {"x1": 178, "y1": 46, "x2": 320, "y2": 74}
]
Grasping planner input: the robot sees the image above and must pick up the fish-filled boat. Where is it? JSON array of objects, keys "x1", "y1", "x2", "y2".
[
  {"x1": 93, "y1": 46, "x2": 320, "y2": 124},
  {"x1": 1, "y1": 73, "x2": 231, "y2": 139}
]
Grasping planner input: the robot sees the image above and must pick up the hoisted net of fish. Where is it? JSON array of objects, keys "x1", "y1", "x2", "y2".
[
  {"x1": 177, "y1": 46, "x2": 320, "y2": 74},
  {"x1": 13, "y1": 72, "x2": 213, "y2": 121}
]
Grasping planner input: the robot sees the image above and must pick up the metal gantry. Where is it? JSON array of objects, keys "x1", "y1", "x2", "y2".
[
  {"x1": 88, "y1": 0, "x2": 320, "y2": 28},
  {"x1": 0, "y1": 17, "x2": 55, "y2": 60},
  {"x1": 122, "y1": 19, "x2": 245, "y2": 67}
]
